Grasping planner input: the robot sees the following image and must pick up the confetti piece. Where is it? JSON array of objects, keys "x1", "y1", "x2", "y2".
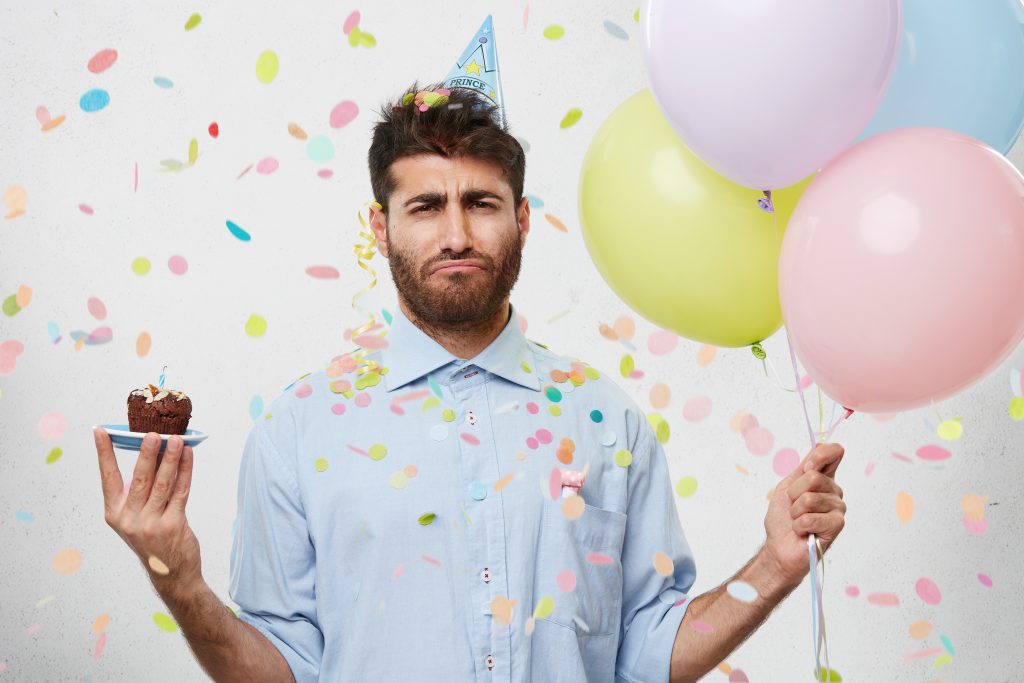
[
  {"x1": 697, "y1": 345, "x2": 717, "y2": 366},
  {"x1": 589, "y1": 410, "x2": 603, "y2": 423},
  {"x1": 813, "y1": 668, "x2": 842, "y2": 682},
  {"x1": 649, "y1": 383, "x2": 671, "y2": 410},
  {"x1": 557, "y1": 570, "x2": 576, "y2": 592},
  {"x1": 545, "y1": 387, "x2": 562, "y2": 403},
  {"x1": 728, "y1": 669, "x2": 749, "y2": 683},
  {"x1": 744, "y1": 427, "x2": 774, "y2": 456},
  {"x1": 389, "y1": 471, "x2": 408, "y2": 489},
  {"x1": 79, "y1": 89, "x2": 110, "y2": 112},
  {"x1": 418, "y1": 512, "x2": 436, "y2": 525},
  {"x1": 726, "y1": 581, "x2": 758, "y2": 602},
  {"x1": 562, "y1": 494, "x2": 584, "y2": 519},
  {"x1": 4, "y1": 185, "x2": 27, "y2": 219},
  {"x1": 619, "y1": 354, "x2": 634, "y2": 378},
  {"x1": 294, "y1": 383, "x2": 312, "y2": 399},
  {"x1": 978, "y1": 573, "x2": 993, "y2": 587},
  {"x1": 526, "y1": 194, "x2": 544, "y2": 208},
  {"x1": 652, "y1": 551, "x2": 674, "y2": 577},
  {"x1": 45, "y1": 447, "x2": 62, "y2": 464},
  {"x1": 613, "y1": 315, "x2": 635, "y2": 340},
  {"x1": 188, "y1": 137, "x2": 198, "y2": 165},
  {"x1": 1009, "y1": 396, "x2": 1024, "y2": 420},
  {"x1": 936, "y1": 418, "x2": 963, "y2": 441},
  {"x1": 343, "y1": 11, "x2": 360, "y2": 34},
  {"x1": 87, "y1": 49, "x2": 117, "y2": 74},
  {"x1": 244, "y1": 314, "x2": 267, "y2": 338},
  {"x1": 603, "y1": 20, "x2": 629, "y2": 40},
  {"x1": 532, "y1": 596, "x2": 554, "y2": 619},
  {"x1": 683, "y1": 395, "x2": 712, "y2": 422},
  {"x1": 909, "y1": 620, "x2": 932, "y2": 639},
  {"x1": 916, "y1": 444, "x2": 951, "y2": 462},
  {"x1": 690, "y1": 619, "x2": 713, "y2": 634},
  {"x1": 147, "y1": 555, "x2": 170, "y2": 575},
  {"x1": 916, "y1": 577, "x2": 941, "y2": 605},
  {"x1": 255, "y1": 157, "x2": 279, "y2": 175},
  {"x1": 587, "y1": 552, "x2": 612, "y2": 565},
  {"x1": 131, "y1": 257, "x2": 151, "y2": 275},
  {"x1": 52, "y1": 548, "x2": 82, "y2": 576},
  {"x1": 288, "y1": 122, "x2": 308, "y2": 140},
  {"x1": 330, "y1": 100, "x2": 359, "y2": 128},
  {"x1": 153, "y1": 76, "x2": 173, "y2": 89},
  {"x1": 367, "y1": 443, "x2": 387, "y2": 460},
  {"x1": 491, "y1": 596, "x2": 517, "y2": 625},
  {"x1": 226, "y1": 220, "x2": 251, "y2": 242},
  {"x1": 39, "y1": 412, "x2": 67, "y2": 440},
  {"x1": 2, "y1": 295, "x2": 20, "y2": 317},
  {"x1": 15, "y1": 285, "x2": 31, "y2": 308},
  {"x1": 614, "y1": 449, "x2": 632, "y2": 467},
  {"x1": 493, "y1": 474, "x2": 515, "y2": 492},
  {"x1": 256, "y1": 49, "x2": 279, "y2": 83},
  {"x1": 87, "y1": 296, "x2": 107, "y2": 320},
  {"x1": 306, "y1": 135, "x2": 335, "y2": 163},
  {"x1": 536, "y1": 428, "x2": 553, "y2": 445},
  {"x1": 896, "y1": 491, "x2": 914, "y2": 525},
  {"x1": 133, "y1": 332, "x2": 151, "y2": 358},
  {"x1": 184, "y1": 13, "x2": 202, "y2": 30},
  {"x1": 460, "y1": 432, "x2": 480, "y2": 446},
  {"x1": 544, "y1": 213, "x2": 568, "y2": 232},
  {"x1": 675, "y1": 476, "x2": 697, "y2": 498},
  {"x1": 647, "y1": 330, "x2": 678, "y2": 355},
  {"x1": 92, "y1": 614, "x2": 110, "y2": 634},
  {"x1": 647, "y1": 413, "x2": 670, "y2": 443},
  {"x1": 15, "y1": 510, "x2": 34, "y2": 523},
  {"x1": 559, "y1": 107, "x2": 582, "y2": 129},
  {"x1": 543, "y1": 25, "x2": 565, "y2": 40},
  {"x1": 772, "y1": 448, "x2": 800, "y2": 477},
  {"x1": 79, "y1": 203, "x2": 94, "y2": 215},
  {"x1": 866, "y1": 592, "x2": 899, "y2": 606},
  {"x1": 153, "y1": 612, "x2": 178, "y2": 633}
]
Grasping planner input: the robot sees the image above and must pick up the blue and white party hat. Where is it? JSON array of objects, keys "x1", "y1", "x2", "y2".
[{"x1": 442, "y1": 15, "x2": 507, "y2": 127}]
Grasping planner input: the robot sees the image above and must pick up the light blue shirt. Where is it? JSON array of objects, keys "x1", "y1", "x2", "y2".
[{"x1": 229, "y1": 302, "x2": 696, "y2": 682}]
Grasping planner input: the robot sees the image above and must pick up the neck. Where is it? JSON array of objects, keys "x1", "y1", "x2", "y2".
[{"x1": 398, "y1": 299, "x2": 511, "y2": 360}]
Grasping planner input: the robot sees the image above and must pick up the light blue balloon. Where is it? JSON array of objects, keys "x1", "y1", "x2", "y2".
[{"x1": 861, "y1": 0, "x2": 1024, "y2": 154}]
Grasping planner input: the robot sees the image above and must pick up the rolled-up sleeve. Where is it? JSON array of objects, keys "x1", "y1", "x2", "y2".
[
  {"x1": 228, "y1": 417, "x2": 322, "y2": 683},
  {"x1": 615, "y1": 422, "x2": 697, "y2": 683}
]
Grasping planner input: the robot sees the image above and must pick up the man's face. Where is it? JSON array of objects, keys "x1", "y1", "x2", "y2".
[{"x1": 370, "y1": 154, "x2": 530, "y2": 326}]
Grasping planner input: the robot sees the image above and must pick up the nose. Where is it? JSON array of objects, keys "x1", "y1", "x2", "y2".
[{"x1": 439, "y1": 204, "x2": 473, "y2": 254}]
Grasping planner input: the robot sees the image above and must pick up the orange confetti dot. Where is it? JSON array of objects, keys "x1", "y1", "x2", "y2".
[
  {"x1": 15, "y1": 285, "x2": 32, "y2": 308},
  {"x1": 652, "y1": 551, "x2": 674, "y2": 577},
  {"x1": 697, "y1": 345, "x2": 717, "y2": 366},
  {"x1": 544, "y1": 213, "x2": 568, "y2": 232},
  {"x1": 287, "y1": 122, "x2": 308, "y2": 140},
  {"x1": 598, "y1": 322, "x2": 619, "y2": 341},
  {"x1": 908, "y1": 620, "x2": 932, "y2": 639},
  {"x1": 136, "y1": 331, "x2": 152, "y2": 358},
  {"x1": 556, "y1": 447, "x2": 574, "y2": 465},
  {"x1": 896, "y1": 491, "x2": 914, "y2": 525},
  {"x1": 403, "y1": 464, "x2": 418, "y2": 478},
  {"x1": 493, "y1": 473, "x2": 515, "y2": 491},
  {"x1": 550, "y1": 369, "x2": 568, "y2": 382},
  {"x1": 491, "y1": 596, "x2": 518, "y2": 625},
  {"x1": 562, "y1": 494, "x2": 585, "y2": 520},
  {"x1": 612, "y1": 315, "x2": 635, "y2": 341},
  {"x1": 52, "y1": 548, "x2": 82, "y2": 576},
  {"x1": 649, "y1": 383, "x2": 671, "y2": 410},
  {"x1": 91, "y1": 613, "x2": 110, "y2": 634}
]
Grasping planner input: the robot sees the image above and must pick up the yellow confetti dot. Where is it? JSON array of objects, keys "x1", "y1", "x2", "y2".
[
  {"x1": 548, "y1": 405, "x2": 562, "y2": 417},
  {"x1": 560, "y1": 107, "x2": 583, "y2": 129},
  {"x1": 441, "y1": 408, "x2": 456, "y2": 422},
  {"x1": 652, "y1": 551, "x2": 674, "y2": 577},
  {"x1": 647, "y1": 413, "x2": 670, "y2": 443},
  {"x1": 314, "y1": 458, "x2": 329, "y2": 472},
  {"x1": 521, "y1": 360, "x2": 532, "y2": 373},
  {"x1": 543, "y1": 24, "x2": 565, "y2": 40},
  {"x1": 619, "y1": 354, "x2": 634, "y2": 378},
  {"x1": 614, "y1": 449, "x2": 633, "y2": 467},
  {"x1": 131, "y1": 257, "x2": 151, "y2": 275},
  {"x1": 583, "y1": 367, "x2": 600, "y2": 380},
  {"x1": 45, "y1": 447, "x2": 63, "y2": 464},
  {"x1": 368, "y1": 443, "x2": 387, "y2": 461},
  {"x1": 255, "y1": 49, "x2": 279, "y2": 84},
  {"x1": 532, "y1": 596, "x2": 554, "y2": 620},
  {"x1": 244, "y1": 313, "x2": 267, "y2": 337},
  {"x1": 388, "y1": 471, "x2": 408, "y2": 489},
  {"x1": 153, "y1": 612, "x2": 178, "y2": 633},
  {"x1": 418, "y1": 512, "x2": 436, "y2": 525},
  {"x1": 633, "y1": 8, "x2": 640, "y2": 22},
  {"x1": 422, "y1": 396, "x2": 441, "y2": 411},
  {"x1": 188, "y1": 137, "x2": 198, "y2": 165},
  {"x1": 675, "y1": 476, "x2": 697, "y2": 498},
  {"x1": 936, "y1": 418, "x2": 963, "y2": 441},
  {"x1": 1009, "y1": 396, "x2": 1024, "y2": 421},
  {"x1": 562, "y1": 494, "x2": 585, "y2": 520},
  {"x1": 148, "y1": 555, "x2": 170, "y2": 575},
  {"x1": 184, "y1": 13, "x2": 201, "y2": 30}
]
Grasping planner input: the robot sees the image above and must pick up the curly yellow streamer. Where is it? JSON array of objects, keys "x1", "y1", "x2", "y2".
[{"x1": 352, "y1": 201, "x2": 384, "y2": 379}]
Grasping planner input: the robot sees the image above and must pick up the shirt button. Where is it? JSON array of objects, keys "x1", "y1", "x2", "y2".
[
  {"x1": 468, "y1": 481, "x2": 487, "y2": 501},
  {"x1": 481, "y1": 567, "x2": 491, "y2": 583},
  {"x1": 485, "y1": 654, "x2": 495, "y2": 671},
  {"x1": 467, "y1": 410, "x2": 477, "y2": 425}
]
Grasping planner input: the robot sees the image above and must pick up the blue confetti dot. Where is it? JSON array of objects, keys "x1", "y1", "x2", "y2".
[
  {"x1": 226, "y1": 219, "x2": 251, "y2": 241},
  {"x1": 248, "y1": 394, "x2": 263, "y2": 420},
  {"x1": 468, "y1": 481, "x2": 488, "y2": 501},
  {"x1": 79, "y1": 88, "x2": 110, "y2": 112},
  {"x1": 603, "y1": 21, "x2": 629, "y2": 40},
  {"x1": 306, "y1": 134, "x2": 335, "y2": 163},
  {"x1": 590, "y1": 409, "x2": 603, "y2": 423},
  {"x1": 15, "y1": 510, "x2": 34, "y2": 523},
  {"x1": 153, "y1": 76, "x2": 174, "y2": 89},
  {"x1": 526, "y1": 194, "x2": 545, "y2": 208}
]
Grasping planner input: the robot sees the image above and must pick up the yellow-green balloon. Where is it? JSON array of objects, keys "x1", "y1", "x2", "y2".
[{"x1": 579, "y1": 89, "x2": 812, "y2": 347}]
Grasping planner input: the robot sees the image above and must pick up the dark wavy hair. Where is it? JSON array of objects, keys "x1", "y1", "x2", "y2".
[{"x1": 368, "y1": 82, "x2": 526, "y2": 212}]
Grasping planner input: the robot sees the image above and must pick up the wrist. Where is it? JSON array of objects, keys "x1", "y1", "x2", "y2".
[{"x1": 752, "y1": 547, "x2": 805, "y2": 598}]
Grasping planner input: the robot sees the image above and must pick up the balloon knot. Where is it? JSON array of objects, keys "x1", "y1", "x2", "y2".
[{"x1": 757, "y1": 190, "x2": 775, "y2": 213}]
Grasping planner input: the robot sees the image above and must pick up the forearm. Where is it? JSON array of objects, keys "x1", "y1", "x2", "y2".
[
  {"x1": 159, "y1": 579, "x2": 294, "y2": 683},
  {"x1": 669, "y1": 546, "x2": 803, "y2": 682}
]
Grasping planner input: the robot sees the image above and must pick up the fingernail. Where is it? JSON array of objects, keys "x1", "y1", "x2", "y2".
[
  {"x1": 93, "y1": 427, "x2": 101, "y2": 443},
  {"x1": 168, "y1": 435, "x2": 182, "y2": 451}
]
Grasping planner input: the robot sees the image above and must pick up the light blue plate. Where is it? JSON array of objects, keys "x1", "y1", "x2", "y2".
[{"x1": 96, "y1": 423, "x2": 208, "y2": 453}]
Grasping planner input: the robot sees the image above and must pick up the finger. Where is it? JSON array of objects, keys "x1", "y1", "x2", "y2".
[
  {"x1": 144, "y1": 435, "x2": 183, "y2": 514},
  {"x1": 166, "y1": 445, "x2": 194, "y2": 515},
  {"x1": 793, "y1": 511, "x2": 846, "y2": 538},
  {"x1": 803, "y1": 442, "x2": 845, "y2": 478},
  {"x1": 790, "y1": 491, "x2": 846, "y2": 519},
  {"x1": 93, "y1": 427, "x2": 125, "y2": 510},
  {"x1": 124, "y1": 432, "x2": 163, "y2": 514},
  {"x1": 788, "y1": 470, "x2": 843, "y2": 502}
]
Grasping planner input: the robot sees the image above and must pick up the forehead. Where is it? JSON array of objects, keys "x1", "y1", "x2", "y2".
[{"x1": 389, "y1": 154, "x2": 512, "y2": 198}]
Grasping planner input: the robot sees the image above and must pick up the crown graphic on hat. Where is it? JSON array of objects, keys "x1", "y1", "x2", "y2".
[{"x1": 441, "y1": 15, "x2": 507, "y2": 127}]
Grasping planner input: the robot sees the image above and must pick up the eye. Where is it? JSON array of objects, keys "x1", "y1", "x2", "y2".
[
  {"x1": 414, "y1": 205, "x2": 436, "y2": 213},
  {"x1": 471, "y1": 201, "x2": 495, "y2": 209}
]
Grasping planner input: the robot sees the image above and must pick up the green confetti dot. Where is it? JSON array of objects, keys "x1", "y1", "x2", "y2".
[
  {"x1": 619, "y1": 354, "x2": 634, "y2": 378},
  {"x1": 548, "y1": 405, "x2": 561, "y2": 417},
  {"x1": 226, "y1": 604, "x2": 237, "y2": 617},
  {"x1": 633, "y1": 8, "x2": 640, "y2": 22},
  {"x1": 813, "y1": 668, "x2": 842, "y2": 682},
  {"x1": 532, "y1": 595, "x2": 555, "y2": 619},
  {"x1": 647, "y1": 413, "x2": 670, "y2": 444},
  {"x1": 1008, "y1": 396, "x2": 1024, "y2": 420},
  {"x1": 441, "y1": 408, "x2": 456, "y2": 422},
  {"x1": 188, "y1": 137, "x2": 198, "y2": 165},
  {"x1": 614, "y1": 448, "x2": 633, "y2": 467},
  {"x1": 354, "y1": 370, "x2": 381, "y2": 390},
  {"x1": 545, "y1": 387, "x2": 562, "y2": 403},
  {"x1": 675, "y1": 476, "x2": 698, "y2": 498},
  {"x1": 368, "y1": 443, "x2": 387, "y2": 460},
  {"x1": 418, "y1": 512, "x2": 436, "y2": 525},
  {"x1": 2, "y1": 295, "x2": 20, "y2": 316},
  {"x1": 422, "y1": 396, "x2": 441, "y2": 411},
  {"x1": 131, "y1": 257, "x2": 151, "y2": 275},
  {"x1": 583, "y1": 367, "x2": 600, "y2": 380},
  {"x1": 255, "y1": 49, "x2": 279, "y2": 84},
  {"x1": 184, "y1": 13, "x2": 202, "y2": 31},
  {"x1": 244, "y1": 313, "x2": 267, "y2": 338},
  {"x1": 388, "y1": 471, "x2": 408, "y2": 489},
  {"x1": 521, "y1": 360, "x2": 532, "y2": 373},
  {"x1": 560, "y1": 107, "x2": 583, "y2": 129},
  {"x1": 314, "y1": 457, "x2": 329, "y2": 472},
  {"x1": 590, "y1": 409, "x2": 603, "y2": 423},
  {"x1": 543, "y1": 25, "x2": 565, "y2": 40},
  {"x1": 153, "y1": 612, "x2": 179, "y2": 633},
  {"x1": 45, "y1": 447, "x2": 63, "y2": 464}
]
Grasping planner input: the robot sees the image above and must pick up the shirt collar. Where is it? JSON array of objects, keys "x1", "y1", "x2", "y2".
[{"x1": 380, "y1": 302, "x2": 542, "y2": 393}]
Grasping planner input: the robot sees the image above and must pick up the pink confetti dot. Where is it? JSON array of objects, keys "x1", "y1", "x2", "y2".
[
  {"x1": 256, "y1": 157, "x2": 279, "y2": 175},
  {"x1": 916, "y1": 577, "x2": 941, "y2": 605},
  {"x1": 526, "y1": 402, "x2": 539, "y2": 414},
  {"x1": 526, "y1": 436, "x2": 539, "y2": 450},
  {"x1": 87, "y1": 48, "x2": 118, "y2": 74},
  {"x1": 845, "y1": 585, "x2": 860, "y2": 597},
  {"x1": 744, "y1": 427, "x2": 774, "y2": 456},
  {"x1": 354, "y1": 392, "x2": 372, "y2": 408},
  {"x1": 773, "y1": 448, "x2": 800, "y2": 477},
  {"x1": 389, "y1": 404, "x2": 404, "y2": 415},
  {"x1": 549, "y1": 467, "x2": 561, "y2": 500},
  {"x1": 978, "y1": 573, "x2": 993, "y2": 588},
  {"x1": 343, "y1": 10, "x2": 360, "y2": 34},
  {"x1": 317, "y1": 169, "x2": 334, "y2": 179},
  {"x1": 690, "y1": 619, "x2": 714, "y2": 634},
  {"x1": 39, "y1": 412, "x2": 67, "y2": 440},
  {"x1": 306, "y1": 265, "x2": 340, "y2": 279},
  {"x1": 167, "y1": 255, "x2": 188, "y2": 275},
  {"x1": 739, "y1": 413, "x2": 759, "y2": 434},
  {"x1": 647, "y1": 329, "x2": 678, "y2": 355},
  {"x1": 963, "y1": 516, "x2": 988, "y2": 535},
  {"x1": 799, "y1": 374, "x2": 814, "y2": 389},
  {"x1": 331, "y1": 403, "x2": 346, "y2": 415},
  {"x1": 628, "y1": 369, "x2": 644, "y2": 379},
  {"x1": 556, "y1": 569, "x2": 576, "y2": 592},
  {"x1": 87, "y1": 296, "x2": 107, "y2": 320},
  {"x1": 728, "y1": 669, "x2": 749, "y2": 683},
  {"x1": 79, "y1": 203, "x2": 94, "y2": 215},
  {"x1": 294, "y1": 383, "x2": 312, "y2": 398},
  {"x1": 586, "y1": 552, "x2": 612, "y2": 565},
  {"x1": 535, "y1": 428, "x2": 553, "y2": 445},
  {"x1": 330, "y1": 100, "x2": 359, "y2": 128},
  {"x1": 916, "y1": 445, "x2": 951, "y2": 462},
  {"x1": 682, "y1": 395, "x2": 712, "y2": 422},
  {"x1": 460, "y1": 432, "x2": 480, "y2": 445}
]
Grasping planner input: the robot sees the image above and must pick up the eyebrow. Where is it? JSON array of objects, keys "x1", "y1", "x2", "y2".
[{"x1": 402, "y1": 189, "x2": 505, "y2": 208}]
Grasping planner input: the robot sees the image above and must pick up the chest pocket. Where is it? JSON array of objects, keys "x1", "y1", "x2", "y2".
[{"x1": 537, "y1": 500, "x2": 627, "y2": 637}]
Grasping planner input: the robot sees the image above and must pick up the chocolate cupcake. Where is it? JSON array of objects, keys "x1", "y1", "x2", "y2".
[{"x1": 127, "y1": 384, "x2": 192, "y2": 435}]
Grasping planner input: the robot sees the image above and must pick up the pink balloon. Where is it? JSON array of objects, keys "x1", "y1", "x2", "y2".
[
  {"x1": 643, "y1": 0, "x2": 901, "y2": 189},
  {"x1": 779, "y1": 128, "x2": 1024, "y2": 413}
]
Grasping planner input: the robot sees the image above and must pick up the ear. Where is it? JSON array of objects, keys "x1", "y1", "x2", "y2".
[
  {"x1": 368, "y1": 202, "x2": 389, "y2": 258},
  {"x1": 516, "y1": 196, "x2": 531, "y2": 246}
]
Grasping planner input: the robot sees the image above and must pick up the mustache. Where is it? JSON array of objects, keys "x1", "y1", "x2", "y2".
[{"x1": 422, "y1": 253, "x2": 491, "y2": 273}]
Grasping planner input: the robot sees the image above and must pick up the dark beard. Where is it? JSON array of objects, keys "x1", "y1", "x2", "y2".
[{"x1": 385, "y1": 222, "x2": 523, "y2": 326}]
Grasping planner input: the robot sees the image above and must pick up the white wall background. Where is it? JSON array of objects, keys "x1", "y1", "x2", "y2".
[{"x1": 2, "y1": 1, "x2": 1022, "y2": 681}]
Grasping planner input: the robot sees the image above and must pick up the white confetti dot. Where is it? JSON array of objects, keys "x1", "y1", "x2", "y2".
[
  {"x1": 600, "y1": 431, "x2": 617, "y2": 446},
  {"x1": 726, "y1": 580, "x2": 758, "y2": 603},
  {"x1": 430, "y1": 424, "x2": 449, "y2": 441}
]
